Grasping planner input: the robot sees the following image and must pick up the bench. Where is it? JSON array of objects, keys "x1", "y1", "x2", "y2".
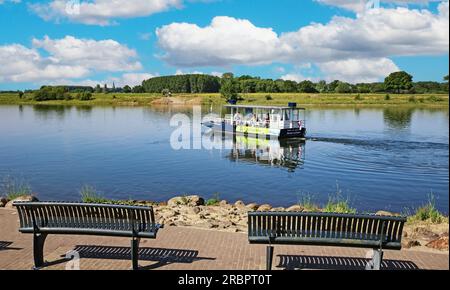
[
  {"x1": 13, "y1": 201, "x2": 162, "y2": 270},
  {"x1": 248, "y1": 211, "x2": 406, "y2": 270}
]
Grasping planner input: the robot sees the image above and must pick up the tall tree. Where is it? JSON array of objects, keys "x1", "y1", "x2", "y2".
[{"x1": 384, "y1": 71, "x2": 413, "y2": 94}]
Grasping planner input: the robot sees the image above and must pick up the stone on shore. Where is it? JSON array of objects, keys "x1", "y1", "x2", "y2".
[
  {"x1": 257, "y1": 204, "x2": 272, "y2": 211},
  {"x1": 234, "y1": 200, "x2": 245, "y2": 208},
  {"x1": 376, "y1": 210, "x2": 400, "y2": 217},
  {"x1": 426, "y1": 235, "x2": 449, "y2": 251},
  {"x1": 5, "y1": 195, "x2": 38, "y2": 208},
  {"x1": 286, "y1": 205, "x2": 304, "y2": 212},
  {"x1": 0, "y1": 197, "x2": 7, "y2": 207},
  {"x1": 167, "y1": 195, "x2": 204, "y2": 207},
  {"x1": 245, "y1": 203, "x2": 259, "y2": 211}
]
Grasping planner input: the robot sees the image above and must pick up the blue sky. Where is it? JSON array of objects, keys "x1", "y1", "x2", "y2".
[{"x1": 0, "y1": 0, "x2": 448, "y2": 90}]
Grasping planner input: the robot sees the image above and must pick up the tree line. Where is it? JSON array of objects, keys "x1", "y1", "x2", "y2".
[{"x1": 2, "y1": 72, "x2": 448, "y2": 101}]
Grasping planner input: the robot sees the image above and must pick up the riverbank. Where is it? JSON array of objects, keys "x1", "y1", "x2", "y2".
[
  {"x1": 2, "y1": 194, "x2": 448, "y2": 253},
  {"x1": 1, "y1": 92, "x2": 448, "y2": 107}
]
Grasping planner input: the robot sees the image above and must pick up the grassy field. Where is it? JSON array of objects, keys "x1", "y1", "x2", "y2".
[{"x1": 0, "y1": 92, "x2": 448, "y2": 107}]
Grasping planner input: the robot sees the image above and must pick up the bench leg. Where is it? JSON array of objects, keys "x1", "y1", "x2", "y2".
[
  {"x1": 366, "y1": 249, "x2": 383, "y2": 270},
  {"x1": 131, "y1": 237, "x2": 141, "y2": 270},
  {"x1": 33, "y1": 232, "x2": 47, "y2": 270},
  {"x1": 266, "y1": 246, "x2": 274, "y2": 271}
]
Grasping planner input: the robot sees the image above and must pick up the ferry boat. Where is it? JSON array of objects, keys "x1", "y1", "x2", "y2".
[{"x1": 205, "y1": 103, "x2": 307, "y2": 139}]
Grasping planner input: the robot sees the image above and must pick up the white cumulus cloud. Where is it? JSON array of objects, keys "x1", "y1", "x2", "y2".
[
  {"x1": 156, "y1": 16, "x2": 288, "y2": 67},
  {"x1": 0, "y1": 36, "x2": 142, "y2": 84},
  {"x1": 155, "y1": 2, "x2": 448, "y2": 82},
  {"x1": 30, "y1": 0, "x2": 183, "y2": 25}
]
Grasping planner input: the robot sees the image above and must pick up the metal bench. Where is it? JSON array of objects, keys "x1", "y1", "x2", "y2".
[
  {"x1": 13, "y1": 201, "x2": 162, "y2": 270},
  {"x1": 248, "y1": 212, "x2": 406, "y2": 270}
]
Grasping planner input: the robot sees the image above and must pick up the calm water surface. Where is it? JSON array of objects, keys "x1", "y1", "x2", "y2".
[{"x1": 0, "y1": 105, "x2": 448, "y2": 213}]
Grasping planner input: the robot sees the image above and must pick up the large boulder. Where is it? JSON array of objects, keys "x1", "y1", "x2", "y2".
[
  {"x1": 286, "y1": 205, "x2": 304, "y2": 212},
  {"x1": 245, "y1": 203, "x2": 259, "y2": 211},
  {"x1": 0, "y1": 197, "x2": 7, "y2": 207},
  {"x1": 5, "y1": 195, "x2": 38, "y2": 208},
  {"x1": 234, "y1": 200, "x2": 245, "y2": 208},
  {"x1": 257, "y1": 204, "x2": 272, "y2": 211},
  {"x1": 426, "y1": 235, "x2": 449, "y2": 251},
  {"x1": 167, "y1": 195, "x2": 205, "y2": 207},
  {"x1": 376, "y1": 210, "x2": 401, "y2": 217}
]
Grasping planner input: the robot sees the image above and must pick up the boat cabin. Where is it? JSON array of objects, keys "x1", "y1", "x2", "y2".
[{"x1": 213, "y1": 103, "x2": 306, "y2": 139}]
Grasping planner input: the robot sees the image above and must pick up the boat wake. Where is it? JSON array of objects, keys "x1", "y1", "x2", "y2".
[{"x1": 307, "y1": 137, "x2": 449, "y2": 151}]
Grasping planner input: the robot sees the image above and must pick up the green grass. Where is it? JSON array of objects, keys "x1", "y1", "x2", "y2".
[
  {"x1": 206, "y1": 192, "x2": 221, "y2": 206},
  {"x1": 407, "y1": 193, "x2": 447, "y2": 224},
  {"x1": 0, "y1": 175, "x2": 32, "y2": 200},
  {"x1": 80, "y1": 185, "x2": 111, "y2": 204},
  {"x1": 1, "y1": 92, "x2": 448, "y2": 107}
]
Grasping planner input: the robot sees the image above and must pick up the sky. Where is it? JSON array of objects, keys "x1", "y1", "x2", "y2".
[{"x1": 0, "y1": 0, "x2": 448, "y2": 90}]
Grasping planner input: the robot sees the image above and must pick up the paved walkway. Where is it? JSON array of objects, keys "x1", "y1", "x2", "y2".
[{"x1": 0, "y1": 208, "x2": 448, "y2": 270}]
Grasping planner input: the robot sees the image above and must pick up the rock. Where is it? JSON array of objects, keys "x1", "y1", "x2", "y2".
[
  {"x1": 161, "y1": 210, "x2": 178, "y2": 219},
  {"x1": 403, "y1": 239, "x2": 421, "y2": 249},
  {"x1": 257, "y1": 204, "x2": 272, "y2": 211},
  {"x1": 271, "y1": 207, "x2": 286, "y2": 212},
  {"x1": 0, "y1": 196, "x2": 7, "y2": 207},
  {"x1": 286, "y1": 205, "x2": 304, "y2": 212},
  {"x1": 245, "y1": 203, "x2": 259, "y2": 211},
  {"x1": 234, "y1": 200, "x2": 245, "y2": 208},
  {"x1": 412, "y1": 227, "x2": 439, "y2": 241},
  {"x1": 426, "y1": 236, "x2": 449, "y2": 251},
  {"x1": 376, "y1": 210, "x2": 400, "y2": 217},
  {"x1": 167, "y1": 195, "x2": 204, "y2": 207},
  {"x1": 190, "y1": 207, "x2": 201, "y2": 215},
  {"x1": 5, "y1": 195, "x2": 38, "y2": 208},
  {"x1": 219, "y1": 200, "x2": 228, "y2": 206}
]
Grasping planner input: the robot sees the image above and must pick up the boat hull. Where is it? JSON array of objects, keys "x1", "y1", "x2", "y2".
[{"x1": 211, "y1": 123, "x2": 306, "y2": 140}]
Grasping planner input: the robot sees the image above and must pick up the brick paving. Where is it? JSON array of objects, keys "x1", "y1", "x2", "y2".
[{"x1": 0, "y1": 208, "x2": 448, "y2": 270}]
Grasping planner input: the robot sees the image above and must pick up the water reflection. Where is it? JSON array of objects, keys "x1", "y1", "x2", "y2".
[
  {"x1": 383, "y1": 108, "x2": 413, "y2": 130},
  {"x1": 224, "y1": 136, "x2": 305, "y2": 172},
  {"x1": 33, "y1": 105, "x2": 72, "y2": 121}
]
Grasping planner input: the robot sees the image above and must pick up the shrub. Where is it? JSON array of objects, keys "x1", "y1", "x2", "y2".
[
  {"x1": 384, "y1": 94, "x2": 390, "y2": 101},
  {"x1": 427, "y1": 95, "x2": 444, "y2": 102},
  {"x1": 265, "y1": 95, "x2": 273, "y2": 101},
  {"x1": 1, "y1": 175, "x2": 32, "y2": 200},
  {"x1": 354, "y1": 94, "x2": 363, "y2": 101},
  {"x1": 206, "y1": 192, "x2": 221, "y2": 206},
  {"x1": 76, "y1": 92, "x2": 93, "y2": 101},
  {"x1": 162, "y1": 89, "x2": 172, "y2": 97},
  {"x1": 408, "y1": 96, "x2": 417, "y2": 103}
]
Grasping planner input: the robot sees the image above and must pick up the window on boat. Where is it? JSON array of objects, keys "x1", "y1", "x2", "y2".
[
  {"x1": 282, "y1": 110, "x2": 290, "y2": 121},
  {"x1": 293, "y1": 110, "x2": 299, "y2": 121}
]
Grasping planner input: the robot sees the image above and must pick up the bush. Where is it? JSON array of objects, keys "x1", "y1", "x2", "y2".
[
  {"x1": 265, "y1": 95, "x2": 273, "y2": 101},
  {"x1": 408, "y1": 96, "x2": 417, "y2": 103},
  {"x1": 427, "y1": 95, "x2": 444, "y2": 102},
  {"x1": 206, "y1": 192, "x2": 221, "y2": 206},
  {"x1": 384, "y1": 94, "x2": 390, "y2": 101},
  {"x1": 33, "y1": 86, "x2": 70, "y2": 101},
  {"x1": 76, "y1": 92, "x2": 93, "y2": 101},
  {"x1": 354, "y1": 94, "x2": 363, "y2": 101}
]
